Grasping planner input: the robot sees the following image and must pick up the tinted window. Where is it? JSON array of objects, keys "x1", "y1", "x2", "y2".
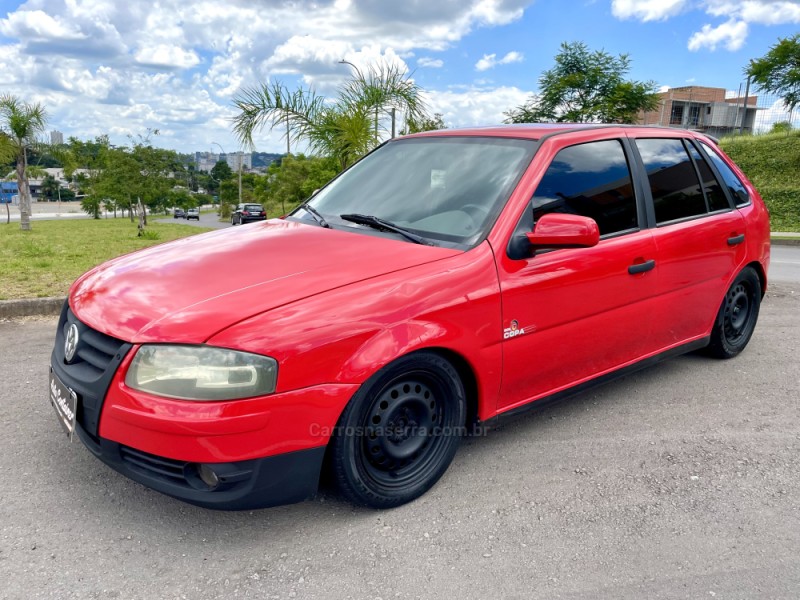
[
  {"x1": 699, "y1": 141, "x2": 750, "y2": 207},
  {"x1": 636, "y1": 138, "x2": 706, "y2": 224},
  {"x1": 686, "y1": 142, "x2": 729, "y2": 212},
  {"x1": 244, "y1": 204, "x2": 264, "y2": 211},
  {"x1": 531, "y1": 140, "x2": 637, "y2": 236}
]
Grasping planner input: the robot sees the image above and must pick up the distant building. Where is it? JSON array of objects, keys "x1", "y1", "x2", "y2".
[
  {"x1": 50, "y1": 130, "x2": 64, "y2": 145},
  {"x1": 1, "y1": 181, "x2": 18, "y2": 204},
  {"x1": 194, "y1": 151, "x2": 220, "y2": 172},
  {"x1": 638, "y1": 86, "x2": 760, "y2": 137},
  {"x1": 226, "y1": 151, "x2": 252, "y2": 171}
]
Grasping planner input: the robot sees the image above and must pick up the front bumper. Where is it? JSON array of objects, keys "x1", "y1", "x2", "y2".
[
  {"x1": 51, "y1": 301, "x2": 358, "y2": 509},
  {"x1": 74, "y1": 422, "x2": 326, "y2": 510}
]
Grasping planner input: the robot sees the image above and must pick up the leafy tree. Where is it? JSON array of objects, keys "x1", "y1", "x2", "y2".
[
  {"x1": 40, "y1": 173, "x2": 61, "y2": 200},
  {"x1": 403, "y1": 112, "x2": 446, "y2": 134},
  {"x1": 232, "y1": 62, "x2": 428, "y2": 170},
  {"x1": 262, "y1": 154, "x2": 338, "y2": 216},
  {"x1": 504, "y1": 42, "x2": 658, "y2": 124},
  {"x1": 747, "y1": 34, "x2": 800, "y2": 112},
  {"x1": 770, "y1": 121, "x2": 793, "y2": 134},
  {"x1": 211, "y1": 160, "x2": 233, "y2": 182},
  {"x1": 0, "y1": 94, "x2": 47, "y2": 230}
]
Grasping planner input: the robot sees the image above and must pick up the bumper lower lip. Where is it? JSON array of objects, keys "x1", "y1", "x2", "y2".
[{"x1": 74, "y1": 422, "x2": 326, "y2": 510}]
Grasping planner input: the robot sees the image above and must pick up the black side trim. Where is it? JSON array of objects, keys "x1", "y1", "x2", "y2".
[{"x1": 481, "y1": 337, "x2": 710, "y2": 428}]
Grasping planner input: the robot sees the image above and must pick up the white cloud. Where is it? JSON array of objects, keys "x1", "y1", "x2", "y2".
[
  {"x1": 611, "y1": 0, "x2": 687, "y2": 21},
  {"x1": 475, "y1": 50, "x2": 523, "y2": 71},
  {"x1": 426, "y1": 85, "x2": 532, "y2": 126},
  {"x1": 688, "y1": 19, "x2": 748, "y2": 51},
  {"x1": 613, "y1": 0, "x2": 800, "y2": 51},
  {"x1": 0, "y1": 0, "x2": 535, "y2": 152},
  {"x1": 135, "y1": 44, "x2": 201, "y2": 69},
  {"x1": 418, "y1": 57, "x2": 444, "y2": 68}
]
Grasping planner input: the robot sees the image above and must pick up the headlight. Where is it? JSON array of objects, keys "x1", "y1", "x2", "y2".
[{"x1": 125, "y1": 345, "x2": 278, "y2": 401}]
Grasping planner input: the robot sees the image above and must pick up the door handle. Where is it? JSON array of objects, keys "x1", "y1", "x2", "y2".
[
  {"x1": 727, "y1": 233, "x2": 745, "y2": 246},
  {"x1": 628, "y1": 259, "x2": 655, "y2": 275}
]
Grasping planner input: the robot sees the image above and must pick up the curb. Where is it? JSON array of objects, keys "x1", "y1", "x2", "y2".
[
  {"x1": 771, "y1": 237, "x2": 800, "y2": 246},
  {"x1": 0, "y1": 296, "x2": 65, "y2": 319}
]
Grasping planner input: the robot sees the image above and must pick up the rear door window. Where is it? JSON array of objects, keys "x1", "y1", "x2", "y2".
[{"x1": 635, "y1": 138, "x2": 706, "y2": 224}]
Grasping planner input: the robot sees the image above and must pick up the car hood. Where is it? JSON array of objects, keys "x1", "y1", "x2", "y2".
[{"x1": 70, "y1": 219, "x2": 460, "y2": 343}]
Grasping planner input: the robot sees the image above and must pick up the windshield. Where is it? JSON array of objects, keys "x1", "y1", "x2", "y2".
[
  {"x1": 244, "y1": 204, "x2": 263, "y2": 211},
  {"x1": 295, "y1": 136, "x2": 538, "y2": 247}
]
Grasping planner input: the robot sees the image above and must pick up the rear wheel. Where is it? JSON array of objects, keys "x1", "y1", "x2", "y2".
[
  {"x1": 331, "y1": 352, "x2": 466, "y2": 508},
  {"x1": 705, "y1": 267, "x2": 761, "y2": 359}
]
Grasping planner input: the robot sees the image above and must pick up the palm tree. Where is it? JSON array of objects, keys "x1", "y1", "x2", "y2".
[
  {"x1": 0, "y1": 94, "x2": 47, "y2": 230},
  {"x1": 232, "y1": 62, "x2": 428, "y2": 170}
]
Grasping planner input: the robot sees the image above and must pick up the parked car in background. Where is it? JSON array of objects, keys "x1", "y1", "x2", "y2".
[
  {"x1": 231, "y1": 203, "x2": 267, "y2": 225},
  {"x1": 173, "y1": 208, "x2": 185, "y2": 219},
  {"x1": 186, "y1": 208, "x2": 200, "y2": 221},
  {"x1": 48, "y1": 124, "x2": 769, "y2": 512}
]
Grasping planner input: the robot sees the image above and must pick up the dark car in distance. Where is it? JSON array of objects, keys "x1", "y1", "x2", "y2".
[
  {"x1": 231, "y1": 203, "x2": 267, "y2": 225},
  {"x1": 173, "y1": 208, "x2": 185, "y2": 219}
]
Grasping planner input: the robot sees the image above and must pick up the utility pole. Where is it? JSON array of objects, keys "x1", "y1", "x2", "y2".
[{"x1": 740, "y1": 76, "x2": 751, "y2": 135}]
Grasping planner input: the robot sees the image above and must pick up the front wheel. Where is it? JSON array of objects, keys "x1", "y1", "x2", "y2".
[
  {"x1": 705, "y1": 267, "x2": 761, "y2": 359},
  {"x1": 331, "y1": 352, "x2": 466, "y2": 508}
]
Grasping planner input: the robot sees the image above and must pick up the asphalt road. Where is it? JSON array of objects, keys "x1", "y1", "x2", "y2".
[
  {"x1": 1, "y1": 284, "x2": 799, "y2": 599},
  {"x1": 157, "y1": 211, "x2": 231, "y2": 230},
  {"x1": 771, "y1": 245, "x2": 800, "y2": 283}
]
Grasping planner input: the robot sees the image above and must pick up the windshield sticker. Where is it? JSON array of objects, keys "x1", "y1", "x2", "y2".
[
  {"x1": 503, "y1": 319, "x2": 528, "y2": 339},
  {"x1": 430, "y1": 169, "x2": 446, "y2": 190}
]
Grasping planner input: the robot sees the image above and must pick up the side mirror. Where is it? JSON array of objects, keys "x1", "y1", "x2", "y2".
[{"x1": 526, "y1": 213, "x2": 600, "y2": 249}]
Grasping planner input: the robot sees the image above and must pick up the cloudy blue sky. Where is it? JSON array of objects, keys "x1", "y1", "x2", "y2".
[{"x1": 1, "y1": 0, "x2": 798, "y2": 154}]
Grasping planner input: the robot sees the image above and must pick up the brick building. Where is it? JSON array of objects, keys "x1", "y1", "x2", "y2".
[{"x1": 638, "y1": 86, "x2": 760, "y2": 137}]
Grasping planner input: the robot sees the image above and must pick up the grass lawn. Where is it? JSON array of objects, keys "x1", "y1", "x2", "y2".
[{"x1": 0, "y1": 219, "x2": 211, "y2": 300}]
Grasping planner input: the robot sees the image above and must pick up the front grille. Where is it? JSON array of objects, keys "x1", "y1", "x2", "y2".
[
  {"x1": 51, "y1": 301, "x2": 133, "y2": 437},
  {"x1": 119, "y1": 445, "x2": 189, "y2": 485}
]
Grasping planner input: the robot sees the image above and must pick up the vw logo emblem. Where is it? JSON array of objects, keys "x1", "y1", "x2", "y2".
[{"x1": 64, "y1": 324, "x2": 79, "y2": 363}]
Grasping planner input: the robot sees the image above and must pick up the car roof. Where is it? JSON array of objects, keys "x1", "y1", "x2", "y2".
[{"x1": 402, "y1": 123, "x2": 710, "y2": 142}]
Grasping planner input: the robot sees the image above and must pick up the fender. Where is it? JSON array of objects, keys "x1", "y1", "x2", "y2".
[{"x1": 208, "y1": 243, "x2": 505, "y2": 420}]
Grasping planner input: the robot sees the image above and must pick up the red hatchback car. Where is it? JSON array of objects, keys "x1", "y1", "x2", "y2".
[{"x1": 49, "y1": 124, "x2": 770, "y2": 510}]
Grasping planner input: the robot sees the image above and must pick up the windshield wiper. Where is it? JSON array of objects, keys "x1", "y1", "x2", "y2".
[
  {"x1": 340, "y1": 214, "x2": 432, "y2": 245},
  {"x1": 300, "y1": 203, "x2": 331, "y2": 228}
]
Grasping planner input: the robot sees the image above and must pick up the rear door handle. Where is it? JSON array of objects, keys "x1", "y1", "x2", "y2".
[
  {"x1": 727, "y1": 234, "x2": 745, "y2": 246},
  {"x1": 628, "y1": 259, "x2": 656, "y2": 275}
]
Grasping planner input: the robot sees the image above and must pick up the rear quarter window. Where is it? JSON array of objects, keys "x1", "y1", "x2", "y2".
[{"x1": 699, "y1": 141, "x2": 750, "y2": 207}]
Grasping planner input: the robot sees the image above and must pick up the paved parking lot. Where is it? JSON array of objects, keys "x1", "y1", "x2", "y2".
[{"x1": 1, "y1": 283, "x2": 798, "y2": 599}]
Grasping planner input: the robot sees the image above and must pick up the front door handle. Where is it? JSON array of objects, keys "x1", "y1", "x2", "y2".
[
  {"x1": 727, "y1": 233, "x2": 745, "y2": 246},
  {"x1": 628, "y1": 259, "x2": 656, "y2": 275}
]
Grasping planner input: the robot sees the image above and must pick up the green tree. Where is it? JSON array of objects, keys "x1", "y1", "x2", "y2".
[
  {"x1": 40, "y1": 173, "x2": 61, "y2": 200},
  {"x1": 747, "y1": 34, "x2": 800, "y2": 112},
  {"x1": 262, "y1": 154, "x2": 338, "y2": 216},
  {"x1": 403, "y1": 112, "x2": 446, "y2": 134},
  {"x1": 211, "y1": 160, "x2": 233, "y2": 182},
  {"x1": 504, "y1": 42, "x2": 658, "y2": 124},
  {"x1": 0, "y1": 94, "x2": 47, "y2": 230},
  {"x1": 232, "y1": 62, "x2": 428, "y2": 170}
]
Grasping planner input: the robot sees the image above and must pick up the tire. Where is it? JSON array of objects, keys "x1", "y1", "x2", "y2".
[
  {"x1": 705, "y1": 267, "x2": 761, "y2": 359},
  {"x1": 231, "y1": 216, "x2": 236, "y2": 225},
  {"x1": 331, "y1": 351, "x2": 466, "y2": 508}
]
